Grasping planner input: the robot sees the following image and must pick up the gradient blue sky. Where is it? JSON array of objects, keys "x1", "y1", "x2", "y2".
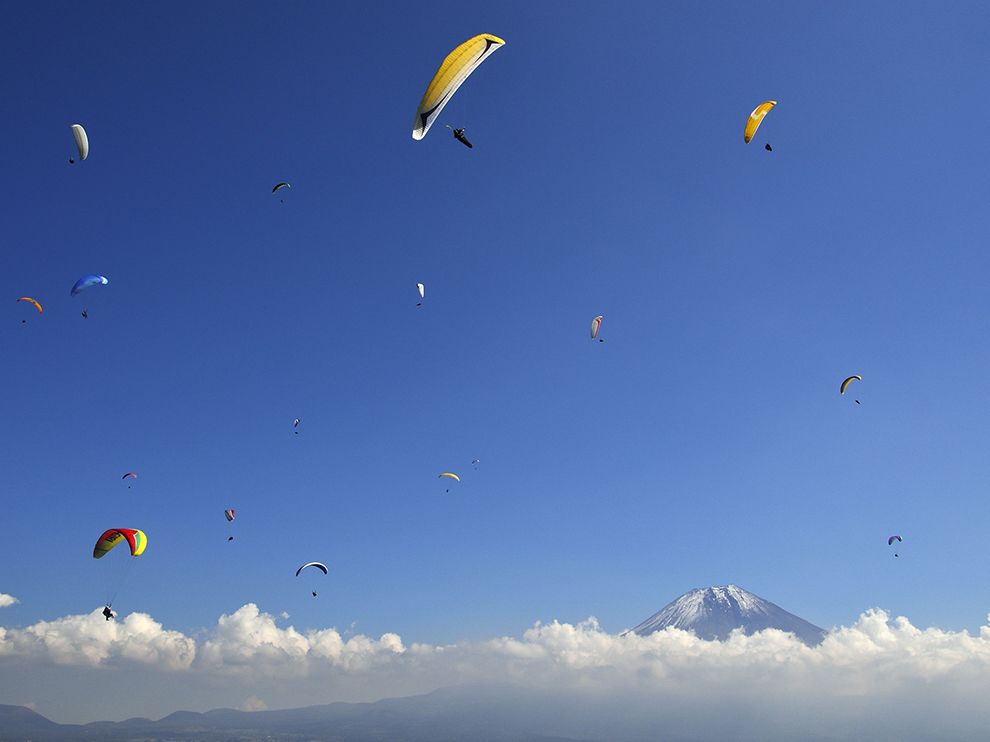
[{"x1": 3, "y1": 0, "x2": 990, "y2": 646}]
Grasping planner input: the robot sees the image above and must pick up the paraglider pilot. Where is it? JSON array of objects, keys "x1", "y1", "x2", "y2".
[
  {"x1": 103, "y1": 605, "x2": 115, "y2": 621},
  {"x1": 445, "y1": 125, "x2": 473, "y2": 148}
]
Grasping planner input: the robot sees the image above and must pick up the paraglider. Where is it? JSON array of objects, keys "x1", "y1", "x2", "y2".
[
  {"x1": 591, "y1": 315, "x2": 604, "y2": 342},
  {"x1": 17, "y1": 297, "x2": 42, "y2": 324},
  {"x1": 888, "y1": 534, "x2": 902, "y2": 557},
  {"x1": 412, "y1": 34, "x2": 505, "y2": 141},
  {"x1": 69, "y1": 123, "x2": 89, "y2": 163},
  {"x1": 93, "y1": 528, "x2": 145, "y2": 616},
  {"x1": 81, "y1": 310, "x2": 89, "y2": 319},
  {"x1": 293, "y1": 418, "x2": 300, "y2": 434},
  {"x1": 122, "y1": 472, "x2": 137, "y2": 489},
  {"x1": 840, "y1": 375, "x2": 862, "y2": 404},
  {"x1": 439, "y1": 472, "x2": 460, "y2": 493},
  {"x1": 224, "y1": 509, "x2": 235, "y2": 541},
  {"x1": 472, "y1": 459, "x2": 480, "y2": 467},
  {"x1": 744, "y1": 101, "x2": 776, "y2": 144},
  {"x1": 296, "y1": 562, "x2": 328, "y2": 596},
  {"x1": 445, "y1": 124, "x2": 473, "y2": 148},
  {"x1": 272, "y1": 182, "x2": 290, "y2": 203},
  {"x1": 102, "y1": 605, "x2": 115, "y2": 621},
  {"x1": 765, "y1": 143, "x2": 773, "y2": 152},
  {"x1": 71, "y1": 274, "x2": 108, "y2": 296},
  {"x1": 416, "y1": 282, "x2": 425, "y2": 307}
]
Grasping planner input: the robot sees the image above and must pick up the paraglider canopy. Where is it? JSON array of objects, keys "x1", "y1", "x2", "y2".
[
  {"x1": 71, "y1": 274, "x2": 108, "y2": 296},
  {"x1": 121, "y1": 472, "x2": 137, "y2": 480},
  {"x1": 887, "y1": 535, "x2": 902, "y2": 546},
  {"x1": 272, "y1": 182, "x2": 291, "y2": 193},
  {"x1": 439, "y1": 472, "x2": 460, "y2": 482},
  {"x1": 93, "y1": 528, "x2": 147, "y2": 559},
  {"x1": 296, "y1": 562, "x2": 328, "y2": 577},
  {"x1": 17, "y1": 297, "x2": 42, "y2": 313},
  {"x1": 412, "y1": 34, "x2": 505, "y2": 141},
  {"x1": 70, "y1": 123, "x2": 89, "y2": 161},
  {"x1": 224, "y1": 509, "x2": 235, "y2": 522},
  {"x1": 744, "y1": 101, "x2": 777, "y2": 144}
]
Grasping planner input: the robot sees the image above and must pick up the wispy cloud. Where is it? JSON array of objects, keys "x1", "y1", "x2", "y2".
[
  {"x1": 2, "y1": 603, "x2": 990, "y2": 740},
  {"x1": 0, "y1": 593, "x2": 18, "y2": 608}
]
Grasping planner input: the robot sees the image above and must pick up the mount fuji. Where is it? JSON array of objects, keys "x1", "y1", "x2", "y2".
[{"x1": 629, "y1": 584, "x2": 826, "y2": 646}]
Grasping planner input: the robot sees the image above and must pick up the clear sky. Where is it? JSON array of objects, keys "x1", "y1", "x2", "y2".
[{"x1": 3, "y1": 0, "x2": 990, "y2": 661}]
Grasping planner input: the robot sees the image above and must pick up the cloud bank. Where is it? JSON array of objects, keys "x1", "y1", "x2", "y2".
[{"x1": 1, "y1": 604, "x2": 990, "y2": 740}]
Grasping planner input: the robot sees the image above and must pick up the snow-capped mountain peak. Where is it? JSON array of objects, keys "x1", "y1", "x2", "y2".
[{"x1": 629, "y1": 585, "x2": 825, "y2": 646}]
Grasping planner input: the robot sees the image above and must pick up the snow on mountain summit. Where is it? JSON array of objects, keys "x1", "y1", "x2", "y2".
[{"x1": 630, "y1": 585, "x2": 825, "y2": 646}]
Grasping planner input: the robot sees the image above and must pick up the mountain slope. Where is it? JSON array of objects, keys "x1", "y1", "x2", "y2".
[{"x1": 630, "y1": 584, "x2": 826, "y2": 645}]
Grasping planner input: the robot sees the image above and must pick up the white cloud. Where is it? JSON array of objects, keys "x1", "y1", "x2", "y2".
[
  {"x1": 0, "y1": 608, "x2": 195, "y2": 669},
  {"x1": 0, "y1": 593, "x2": 18, "y2": 608},
  {"x1": 2, "y1": 603, "x2": 990, "y2": 739}
]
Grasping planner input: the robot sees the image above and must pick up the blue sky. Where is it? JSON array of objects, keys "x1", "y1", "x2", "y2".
[{"x1": 3, "y1": 0, "x2": 990, "y2": 655}]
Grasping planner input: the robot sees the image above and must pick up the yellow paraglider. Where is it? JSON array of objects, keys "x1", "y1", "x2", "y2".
[
  {"x1": 744, "y1": 101, "x2": 777, "y2": 143},
  {"x1": 412, "y1": 34, "x2": 505, "y2": 141},
  {"x1": 439, "y1": 472, "x2": 460, "y2": 482},
  {"x1": 840, "y1": 375, "x2": 862, "y2": 395}
]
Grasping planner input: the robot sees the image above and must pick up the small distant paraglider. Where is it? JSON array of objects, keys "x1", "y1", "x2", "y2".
[
  {"x1": 293, "y1": 418, "x2": 300, "y2": 434},
  {"x1": 591, "y1": 315, "x2": 604, "y2": 342},
  {"x1": 412, "y1": 34, "x2": 505, "y2": 141},
  {"x1": 225, "y1": 509, "x2": 235, "y2": 541},
  {"x1": 840, "y1": 375, "x2": 862, "y2": 404},
  {"x1": 17, "y1": 297, "x2": 42, "y2": 324},
  {"x1": 69, "y1": 123, "x2": 89, "y2": 164},
  {"x1": 765, "y1": 143, "x2": 773, "y2": 152},
  {"x1": 296, "y1": 561, "x2": 328, "y2": 597},
  {"x1": 272, "y1": 182, "x2": 291, "y2": 203},
  {"x1": 416, "y1": 282, "x2": 425, "y2": 307},
  {"x1": 472, "y1": 459, "x2": 480, "y2": 468},
  {"x1": 744, "y1": 100, "x2": 776, "y2": 145},
  {"x1": 71, "y1": 275, "x2": 106, "y2": 319},
  {"x1": 888, "y1": 534, "x2": 902, "y2": 557},
  {"x1": 122, "y1": 471, "x2": 137, "y2": 489},
  {"x1": 445, "y1": 124, "x2": 473, "y2": 148}
]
